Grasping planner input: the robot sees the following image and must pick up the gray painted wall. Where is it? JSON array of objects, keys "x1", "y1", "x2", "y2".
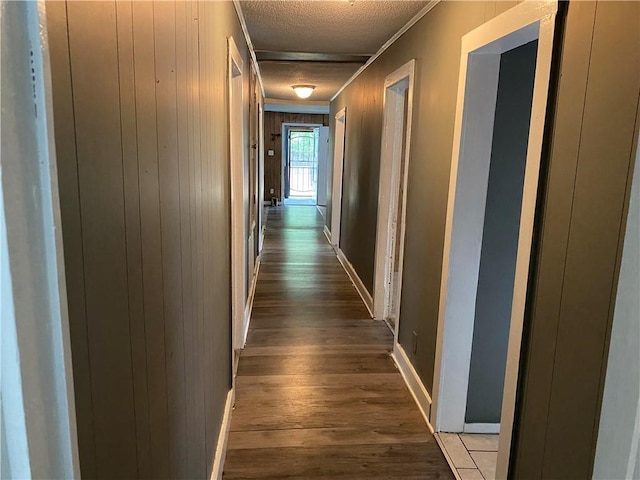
[
  {"x1": 512, "y1": 3, "x2": 639, "y2": 477},
  {"x1": 46, "y1": 1, "x2": 250, "y2": 477},
  {"x1": 465, "y1": 40, "x2": 537, "y2": 425},
  {"x1": 329, "y1": 0, "x2": 522, "y2": 396},
  {"x1": 329, "y1": 0, "x2": 639, "y2": 477}
]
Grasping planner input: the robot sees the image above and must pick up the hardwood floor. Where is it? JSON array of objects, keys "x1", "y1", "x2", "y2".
[{"x1": 223, "y1": 206, "x2": 453, "y2": 479}]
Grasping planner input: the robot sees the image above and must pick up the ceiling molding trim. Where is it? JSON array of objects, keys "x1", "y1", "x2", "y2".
[
  {"x1": 256, "y1": 51, "x2": 370, "y2": 64},
  {"x1": 233, "y1": 0, "x2": 266, "y2": 98},
  {"x1": 264, "y1": 98, "x2": 330, "y2": 115},
  {"x1": 330, "y1": 0, "x2": 440, "y2": 102}
]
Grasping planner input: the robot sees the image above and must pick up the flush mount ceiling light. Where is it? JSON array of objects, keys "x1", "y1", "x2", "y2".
[{"x1": 292, "y1": 85, "x2": 315, "y2": 99}]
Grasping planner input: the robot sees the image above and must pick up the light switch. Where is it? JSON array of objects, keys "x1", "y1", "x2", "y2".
[{"x1": 268, "y1": 150, "x2": 274, "y2": 156}]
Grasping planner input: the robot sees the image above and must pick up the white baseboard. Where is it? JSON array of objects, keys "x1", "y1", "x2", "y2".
[
  {"x1": 241, "y1": 256, "x2": 261, "y2": 349},
  {"x1": 391, "y1": 343, "x2": 433, "y2": 433},
  {"x1": 210, "y1": 388, "x2": 234, "y2": 480},
  {"x1": 323, "y1": 225, "x2": 332, "y2": 245},
  {"x1": 335, "y1": 247, "x2": 373, "y2": 317},
  {"x1": 463, "y1": 422, "x2": 500, "y2": 434}
]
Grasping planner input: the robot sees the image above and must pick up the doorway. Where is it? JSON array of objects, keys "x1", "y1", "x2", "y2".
[
  {"x1": 373, "y1": 60, "x2": 415, "y2": 340},
  {"x1": 281, "y1": 124, "x2": 329, "y2": 206},
  {"x1": 228, "y1": 37, "x2": 246, "y2": 361},
  {"x1": 429, "y1": 3, "x2": 558, "y2": 479},
  {"x1": 329, "y1": 108, "x2": 346, "y2": 247}
]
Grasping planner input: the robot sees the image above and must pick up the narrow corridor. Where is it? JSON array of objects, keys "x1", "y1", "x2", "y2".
[{"x1": 223, "y1": 206, "x2": 453, "y2": 479}]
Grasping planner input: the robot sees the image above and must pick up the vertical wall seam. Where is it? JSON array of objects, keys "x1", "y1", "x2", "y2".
[
  {"x1": 113, "y1": 1, "x2": 139, "y2": 475},
  {"x1": 196, "y1": 3, "x2": 207, "y2": 473},
  {"x1": 150, "y1": 2, "x2": 172, "y2": 469},
  {"x1": 540, "y1": 3, "x2": 598, "y2": 474},
  {"x1": 172, "y1": 1, "x2": 188, "y2": 474},
  {"x1": 62, "y1": 1, "x2": 98, "y2": 474},
  {"x1": 129, "y1": 2, "x2": 153, "y2": 468}
]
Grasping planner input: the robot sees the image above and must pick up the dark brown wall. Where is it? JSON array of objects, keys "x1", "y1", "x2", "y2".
[
  {"x1": 264, "y1": 111, "x2": 329, "y2": 202},
  {"x1": 512, "y1": 3, "x2": 639, "y2": 478},
  {"x1": 328, "y1": 0, "x2": 639, "y2": 477},
  {"x1": 46, "y1": 1, "x2": 250, "y2": 478}
]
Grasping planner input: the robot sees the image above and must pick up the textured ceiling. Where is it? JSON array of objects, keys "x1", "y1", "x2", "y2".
[
  {"x1": 259, "y1": 61, "x2": 362, "y2": 101},
  {"x1": 240, "y1": 0, "x2": 429, "y2": 101},
  {"x1": 241, "y1": 1, "x2": 428, "y2": 55}
]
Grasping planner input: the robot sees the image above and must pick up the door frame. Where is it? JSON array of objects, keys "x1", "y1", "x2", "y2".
[
  {"x1": 280, "y1": 122, "x2": 323, "y2": 202},
  {"x1": 330, "y1": 107, "x2": 347, "y2": 247},
  {"x1": 258, "y1": 101, "x2": 265, "y2": 252},
  {"x1": 228, "y1": 36, "x2": 246, "y2": 359},
  {"x1": 429, "y1": 2, "x2": 558, "y2": 478},
  {"x1": 372, "y1": 59, "x2": 415, "y2": 345}
]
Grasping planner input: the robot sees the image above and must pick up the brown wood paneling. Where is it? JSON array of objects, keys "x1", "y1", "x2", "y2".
[
  {"x1": 513, "y1": 2, "x2": 640, "y2": 478},
  {"x1": 223, "y1": 207, "x2": 453, "y2": 479},
  {"x1": 115, "y1": 1, "x2": 153, "y2": 476},
  {"x1": 44, "y1": 2, "x2": 97, "y2": 477},
  {"x1": 263, "y1": 112, "x2": 329, "y2": 202},
  {"x1": 154, "y1": 3, "x2": 188, "y2": 476},
  {"x1": 47, "y1": 1, "x2": 249, "y2": 477},
  {"x1": 131, "y1": 3, "x2": 172, "y2": 475},
  {"x1": 66, "y1": 1, "x2": 138, "y2": 476}
]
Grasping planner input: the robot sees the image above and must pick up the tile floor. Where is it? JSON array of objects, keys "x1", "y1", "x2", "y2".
[{"x1": 438, "y1": 433, "x2": 498, "y2": 480}]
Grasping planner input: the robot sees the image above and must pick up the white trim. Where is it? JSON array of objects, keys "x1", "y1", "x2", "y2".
[
  {"x1": 463, "y1": 423, "x2": 501, "y2": 434},
  {"x1": 228, "y1": 36, "x2": 246, "y2": 360},
  {"x1": 434, "y1": 434, "x2": 463, "y2": 480},
  {"x1": 240, "y1": 256, "x2": 261, "y2": 349},
  {"x1": 391, "y1": 343, "x2": 433, "y2": 432},
  {"x1": 1, "y1": 3, "x2": 80, "y2": 476},
  {"x1": 256, "y1": 100, "x2": 264, "y2": 254},
  {"x1": 232, "y1": 0, "x2": 265, "y2": 98},
  {"x1": 281, "y1": 122, "x2": 324, "y2": 202},
  {"x1": 330, "y1": 107, "x2": 347, "y2": 248},
  {"x1": 428, "y1": 3, "x2": 558, "y2": 480},
  {"x1": 335, "y1": 247, "x2": 373, "y2": 318},
  {"x1": 372, "y1": 60, "x2": 416, "y2": 352},
  {"x1": 331, "y1": 0, "x2": 440, "y2": 101},
  {"x1": 210, "y1": 389, "x2": 235, "y2": 480},
  {"x1": 265, "y1": 100, "x2": 330, "y2": 115},
  {"x1": 323, "y1": 225, "x2": 332, "y2": 245}
]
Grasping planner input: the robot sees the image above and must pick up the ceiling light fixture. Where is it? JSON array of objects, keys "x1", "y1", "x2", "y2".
[{"x1": 292, "y1": 85, "x2": 315, "y2": 99}]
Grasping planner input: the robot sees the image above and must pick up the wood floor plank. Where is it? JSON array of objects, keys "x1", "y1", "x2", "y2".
[
  {"x1": 223, "y1": 206, "x2": 452, "y2": 479},
  {"x1": 224, "y1": 443, "x2": 453, "y2": 479},
  {"x1": 227, "y1": 425, "x2": 433, "y2": 450}
]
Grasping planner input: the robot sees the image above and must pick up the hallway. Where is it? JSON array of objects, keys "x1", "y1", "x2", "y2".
[{"x1": 223, "y1": 206, "x2": 453, "y2": 479}]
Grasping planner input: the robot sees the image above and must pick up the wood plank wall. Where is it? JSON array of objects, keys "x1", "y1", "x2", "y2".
[
  {"x1": 45, "y1": 1, "x2": 250, "y2": 478},
  {"x1": 263, "y1": 112, "x2": 329, "y2": 202},
  {"x1": 512, "y1": 2, "x2": 640, "y2": 478}
]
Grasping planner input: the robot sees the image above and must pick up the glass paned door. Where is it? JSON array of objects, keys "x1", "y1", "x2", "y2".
[{"x1": 288, "y1": 129, "x2": 319, "y2": 199}]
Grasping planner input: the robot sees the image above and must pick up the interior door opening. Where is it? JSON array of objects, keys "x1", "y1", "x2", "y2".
[
  {"x1": 281, "y1": 124, "x2": 329, "y2": 206},
  {"x1": 228, "y1": 37, "x2": 246, "y2": 366},
  {"x1": 373, "y1": 60, "x2": 415, "y2": 341},
  {"x1": 329, "y1": 108, "x2": 346, "y2": 248},
  {"x1": 430, "y1": 3, "x2": 558, "y2": 479}
]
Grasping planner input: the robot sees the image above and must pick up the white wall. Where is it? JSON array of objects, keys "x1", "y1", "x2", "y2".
[
  {"x1": 317, "y1": 126, "x2": 330, "y2": 206},
  {"x1": 0, "y1": 1, "x2": 79, "y2": 477},
  {"x1": 593, "y1": 141, "x2": 640, "y2": 480}
]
